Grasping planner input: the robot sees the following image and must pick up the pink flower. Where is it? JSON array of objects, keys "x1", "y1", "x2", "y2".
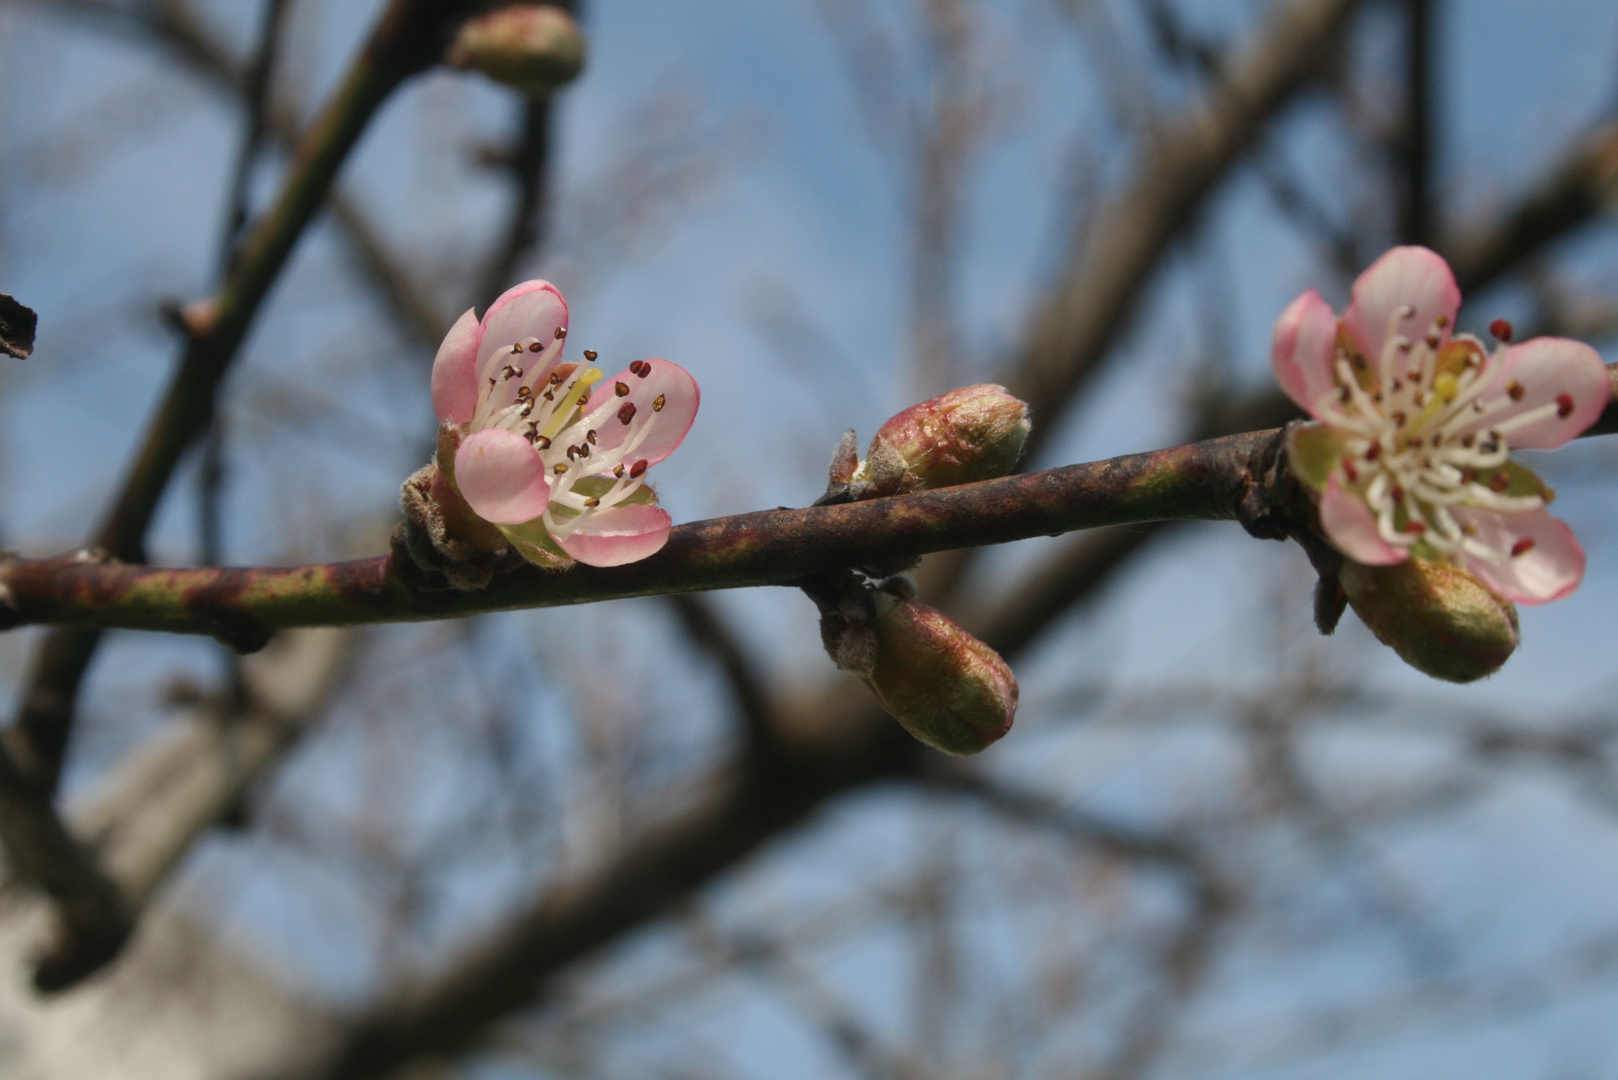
[
  {"x1": 1275, "y1": 246, "x2": 1607, "y2": 604},
  {"x1": 430, "y1": 280, "x2": 698, "y2": 567}
]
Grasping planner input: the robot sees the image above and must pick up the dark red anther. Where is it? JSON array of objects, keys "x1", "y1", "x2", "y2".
[
  {"x1": 583, "y1": 349, "x2": 599, "y2": 361},
  {"x1": 1489, "y1": 473, "x2": 1511, "y2": 492},
  {"x1": 1511, "y1": 538, "x2": 1536, "y2": 557},
  {"x1": 1405, "y1": 520, "x2": 1425, "y2": 535},
  {"x1": 614, "y1": 381, "x2": 630, "y2": 397},
  {"x1": 618, "y1": 402, "x2": 637, "y2": 425},
  {"x1": 629, "y1": 360, "x2": 652, "y2": 378},
  {"x1": 629, "y1": 459, "x2": 649, "y2": 478},
  {"x1": 1506, "y1": 380, "x2": 1524, "y2": 402},
  {"x1": 1556, "y1": 392, "x2": 1575, "y2": 418},
  {"x1": 1341, "y1": 459, "x2": 1358, "y2": 483},
  {"x1": 1364, "y1": 442, "x2": 1381, "y2": 461},
  {"x1": 1489, "y1": 318, "x2": 1513, "y2": 342}
]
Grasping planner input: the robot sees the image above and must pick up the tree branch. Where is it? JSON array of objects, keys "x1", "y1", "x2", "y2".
[
  {"x1": 0, "y1": 0, "x2": 469, "y2": 994},
  {"x1": 1006, "y1": 0, "x2": 1361, "y2": 464},
  {"x1": 0, "y1": 428, "x2": 1288, "y2": 638}
]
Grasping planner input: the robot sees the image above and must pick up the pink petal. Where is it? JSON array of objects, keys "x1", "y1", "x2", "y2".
[
  {"x1": 1341, "y1": 246, "x2": 1460, "y2": 376},
  {"x1": 1272, "y1": 288, "x2": 1341, "y2": 418},
  {"x1": 1320, "y1": 473, "x2": 1406, "y2": 565},
  {"x1": 1462, "y1": 337, "x2": 1609, "y2": 450},
  {"x1": 476, "y1": 280, "x2": 568, "y2": 376},
  {"x1": 582, "y1": 358, "x2": 699, "y2": 467},
  {"x1": 1454, "y1": 506, "x2": 1585, "y2": 604},
  {"x1": 453, "y1": 428, "x2": 551, "y2": 525},
  {"x1": 557, "y1": 504, "x2": 672, "y2": 566},
  {"x1": 430, "y1": 308, "x2": 482, "y2": 424}
]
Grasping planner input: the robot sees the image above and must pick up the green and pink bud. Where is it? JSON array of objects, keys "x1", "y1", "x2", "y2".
[
  {"x1": 447, "y1": 5, "x2": 586, "y2": 97},
  {"x1": 853, "y1": 384, "x2": 1030, "y2": 498},
  {"x1": 863, "y1": 599, "x2": 1018, "y2": 755},
  {"x1": 1339, "y1": 556, "x2": 1520, "y2": 683}
]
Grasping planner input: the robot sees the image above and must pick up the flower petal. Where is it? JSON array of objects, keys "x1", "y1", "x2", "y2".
[
  {"x1": 1463, "y1": 337, "x2": 1609, "y2": 449},
  {"x1": 1341, "y1": 246, "x2": 1460, "y2": 376},
  {"x1": 1320, "y1": 473, "x2": 1406, "y2": 565},
  {"x1": 580, "y1": 358, "x2": 699, "y2": 468},
  {"x1": 1272, "y1": 288, "x2": 1341, "y2": 418},
  {"x1": 476, "y1": 279, "x2": 568, "y2": 376},
  {"x1": 556, "y1": 503, "x2": 672, "y2": 566},
  {"x1": 431, "y1": 307, "x2": 482, "y2": 424},
  {"x1": 1454, "y1": 505, "x2": 1585, "y2": 604},
  {"x1": 453, "y1": 428, "x2": 551, "y2": 525}
]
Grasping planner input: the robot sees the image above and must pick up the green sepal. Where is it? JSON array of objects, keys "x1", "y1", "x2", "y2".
[
  {"x1": 1286, "y1": 422, "x2": 1346, "y2": 492},
  {"x1": 498, "y1": 519, "x2": 573, "y2": 570},
  {"x1": 1476, "y1": 459, "x2": 1554, "y2": 503},
  {"x1": 568, "y1": 477, "x2": 658, "y2": 505}
]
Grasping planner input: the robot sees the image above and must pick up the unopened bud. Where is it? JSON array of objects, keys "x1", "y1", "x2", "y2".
[
  {"x1": 855, "y1": 384, "x2": 1030, "y2": 498},
  {"x1": 1340, "y1": 557, "x2": 1519, "y2": 683},
  {"x1": 447, "y1": 5, "x2": 586, "y2": 97},
  {"x1": 864, "y1": 599, "x2": 1017, "y2": 755}
]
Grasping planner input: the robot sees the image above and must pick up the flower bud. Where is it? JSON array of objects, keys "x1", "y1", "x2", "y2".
[
  {"x1": 1339, "y1": 557, "x2": 1520, "y2": 683},
  {"x1": 447, "y1": 5, "x2": 586, "y2": 97},
  {"x1": 855, "y1": 384, "x2": 1030, "y2": 498},
  {"x1": 864, "y1": 599, "x2": 1018, "y2": 755}
]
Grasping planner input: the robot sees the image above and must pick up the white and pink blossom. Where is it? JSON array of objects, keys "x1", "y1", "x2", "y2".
[
  {"x1": 1275, "y1": 246, "x2": 1607, "y2": 604},
  {"x1": 430, "y1": 280, "x2": 698, "y2": 568}
]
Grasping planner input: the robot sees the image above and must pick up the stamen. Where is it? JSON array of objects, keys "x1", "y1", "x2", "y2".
[
  {"x1": 1489, "y1": 318, "x2": 1513, "y2": 342},
  {"x1": 618, "y1": 402, "x2": 637, "y2": 424},
  {"x1": 587, "y1": 429, "x2": 598, "y2": 444},
  {"x1": 584, "y1": 497, "x2": 601, "y2": 507},
  {"x1": 584, "y1": 349, "x2": 599, "y2": 361},
  {"x1": 1506, "y1": 380, "x2": 1524, "y2": 402},
  {"x1": 553, "y1": 463, "x2": 569, "y2": 475},
  {"x1": 614, "y1": 464, "x2": 626, "y2": 478},
  {"x1": 615, "y1": 381, "x2": 631, "y2": 397},
  {"x1": 1511, "y1": 538, "x2": 1535, "y2": 557},
  {"x1": 529, "y1": 341, "x2": 543, "y2": 352},
  {"x1": 630, "y1": 360, "x2": 652, "y2": 378},
  {"x1": 652, "y1": 394, "x2": 666, "y2": 412},
  {"x1": 1557, "y1": 393, "x2": 1574, "y2": 418},
  {"x1": 629, "y1": 459, "x2": 648, "y2": 478}
]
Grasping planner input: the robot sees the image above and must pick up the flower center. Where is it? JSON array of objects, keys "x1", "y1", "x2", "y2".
[
  {"x1": 469, "y1": 337, "x2": 659, "y2": 535},
  {"x1": 1319, "y1": 307, "x2": 1562, "y2": 562}
]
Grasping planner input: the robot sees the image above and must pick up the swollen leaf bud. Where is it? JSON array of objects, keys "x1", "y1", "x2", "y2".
[
  {"x1": 1339, "y1": 557, "x2": 1520, "y2": 683},
  {"x1": 447, "y1": 5, "x2": 586, "y2": 97},
  {"x1": 864, "y1": 599, "x2": 1018, "y2": 755},
  {"x1": 854, "y1": 384, "x2": 1030, "y2": 498}
]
